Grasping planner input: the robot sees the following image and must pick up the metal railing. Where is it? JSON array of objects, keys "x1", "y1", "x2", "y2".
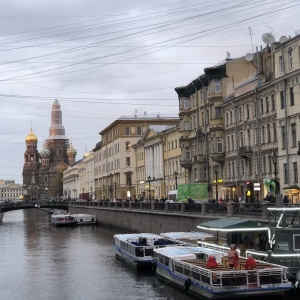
[{"x1": 69, "y1": 200, "x2": 283, "y2": 219}]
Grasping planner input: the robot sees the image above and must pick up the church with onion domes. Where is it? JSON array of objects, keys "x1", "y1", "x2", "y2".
[{"x1": 22, "y1": 99, "x2": 77, "y2": 200}]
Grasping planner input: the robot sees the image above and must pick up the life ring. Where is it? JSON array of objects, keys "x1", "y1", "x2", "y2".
[
  {"x1": 151, "y1": 261, "x2": 157, "y2": 273},
  {"x1": 184, "y1": 278, "x2": 192, "y2": 291}
]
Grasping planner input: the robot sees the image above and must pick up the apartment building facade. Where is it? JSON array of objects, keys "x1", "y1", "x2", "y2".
[{"x1": 93, "y1": 114, "x2": 178, "y2": 200}]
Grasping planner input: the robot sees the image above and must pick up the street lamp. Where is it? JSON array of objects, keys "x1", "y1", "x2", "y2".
[
  {"x1": 114, "y1": 182, "x2": 117, "y2": 199},
  {"x1": 213, "y1": 164, "x2": 219, "y2": 202},
  {"x1": 90, "y1": 186, "x2": 93, "y2": 201},
  {"x1": 102, "y1": 184, "x2": 105, "y2": 200},
  {"x1": 174, "y1": 171, "x2": 178, "y2": 190},
  {"x1": 147, "y1": 176, "x2": 155, "y2": 201},
  {"x1": 273, "y1": 151, "x2": 278, "y2": 194}
]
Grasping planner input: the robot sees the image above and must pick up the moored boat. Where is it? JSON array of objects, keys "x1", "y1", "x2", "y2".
[
  {"x1": 153, "y1": 245, "x2": 292, "y2": 299},
  {"x1": 51, "y1": 214, "x2": 77, "y2": 227},
  {"x1": 72, "y1": 214, "x2": 97, "y2": 225},
  {"x1": 197, "y1": 206, "x2": 300, "y2": 283},
  {"x1": 113, "y1": 233, "x2": 183, "y2": 270}
]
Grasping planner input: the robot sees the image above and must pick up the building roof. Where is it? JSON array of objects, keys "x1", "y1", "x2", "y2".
[{"x1": 148, "y1": 125, "x2": 176, "y2": 133}]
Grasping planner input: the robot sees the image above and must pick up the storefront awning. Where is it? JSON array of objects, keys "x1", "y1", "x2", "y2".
[
  {"x1": 283, "y1": 184, "x2": 300, "y2": 190},
  {"x1": 197, "y1": 218, "x2": 268, "y2": 232}
]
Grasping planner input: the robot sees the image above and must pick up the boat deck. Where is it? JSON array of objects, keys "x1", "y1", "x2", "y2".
[{"x1": 182, "y1": 257, "x2": 280, "y2": 271}]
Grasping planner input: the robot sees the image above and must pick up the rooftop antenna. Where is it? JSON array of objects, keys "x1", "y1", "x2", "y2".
[{"x1": 248, "y1": 27, "x2": 254, "y2": 52}]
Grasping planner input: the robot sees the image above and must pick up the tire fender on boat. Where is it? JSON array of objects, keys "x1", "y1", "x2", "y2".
[
  {"x1": 184, "y1": 278, "x2": 192, "y2": 291},
  {"x1": 151, "y1": 261, "x2": 157, "y2": 273},
  {"x1": 295, "y1": 269, "x2": 300, "y2": 290}
]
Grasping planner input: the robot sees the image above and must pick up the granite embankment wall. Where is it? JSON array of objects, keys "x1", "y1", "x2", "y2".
[
  {"x1": 69, "y1": 205, "x2": 220, "y2": 233},
  {"x1": 69, "y1": 205, "x2": 254, "y2": 233}
]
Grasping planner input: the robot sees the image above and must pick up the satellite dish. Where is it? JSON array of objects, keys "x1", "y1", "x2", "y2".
[
  {"x1": 262, "y1": 33, "x2": 275, "y2": 44},
  {"x1": 245, "y1": 53, "x2": 253, "y2": 61},
  {"x1": 279, "y1": 36, "x2": 288, "y2": 44}
]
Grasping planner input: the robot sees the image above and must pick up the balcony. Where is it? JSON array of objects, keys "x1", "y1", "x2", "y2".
[
  {"x1": 181, "y1": 157, "x2": 192, "y2": 169},
  {"x1": 211, "y1": 152, "x2": 225, "y2": 163},
  {"x1": 239, "y1": 146, "x2": 253, "y2": 158},
  {"x1": 193, "y1": 154, "x2": 206, "y2": 163}
]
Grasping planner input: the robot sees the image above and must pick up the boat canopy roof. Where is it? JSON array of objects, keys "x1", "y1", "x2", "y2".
[
  {"x1": 197, "y1": 219, "x2": 269, "y2": 232},
  {"x1": 154, "y1": 246, "x2": 224, "y2": 258}
]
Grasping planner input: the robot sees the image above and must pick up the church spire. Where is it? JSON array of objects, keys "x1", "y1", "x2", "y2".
[{"x1": 48, "y1": 99, "x2": 68, "y2": 139}]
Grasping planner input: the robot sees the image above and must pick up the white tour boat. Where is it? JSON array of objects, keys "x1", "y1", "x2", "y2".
[
  {"x1": 153, "y1": 245, "x2": 292, "y2": 299},
  {"x1": 113, "y1": 233, "x2": 184, "y2": 270},
  {"x1": 197, "y1": 207, "x2": 300, "y2": 286},
  {"x1": 51, "y1": 213, "x2": 78, "y2": 227},
  {"x1": 72, "y1": 214, "x2": 97, "y2": 225}
]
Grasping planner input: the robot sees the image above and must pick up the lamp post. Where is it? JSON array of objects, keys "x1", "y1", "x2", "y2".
[
  {"x1": 102, "y1": 184, "x2": 105, "y2": 200},
  {"x1": 114, "y1": 182, "x2": 117, "y2": 199},
  {"x1": 147, "y1": 176, "x2": 155, "y2": 201},
  {"x1": 90, "y1": 186, "x2": 93, "y2": 201},
  {"x1": 273, "y1": 151, "x2": 278, "y2": 194},
  {"x1": 213, "y1": 164, "x2": 219, "y2": 202},
  {"x1": 82, "y1": 187, "x2": 85, "y2": 200},
  {"x1": 129, "y1": 180, "x2": 132, "y2": 200},
  {"x1": 174, "y1": 171, "x2": 178, "y2": 190}
]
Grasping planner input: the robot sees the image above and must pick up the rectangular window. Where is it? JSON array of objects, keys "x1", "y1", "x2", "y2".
[
  {"x1": 260, "y1": 99, "x2": 264, "y2": 114},
  {"x1": 230, "y1": 111, "x2": 233, "y2": 125},
  {"x1": 284, "y1": 163, "x2": 288, "y2": 184},
  {"x1": 183, "y1": 98, "x2": 190, "y2": 109},
  {"x1": 137, "y1": 126, "x2": 142, "y2": 136},
  {"x1": 183, "y1": 121, "x2": 191, "y2": 131},
  {"x1": 126, "y1": 141, "x2": 130, "y2": 151},
  {"x1": 282, "y1": 126, "x2": 286, "y2": 149},
  {"x1": 273, "y1": 123, "x2": 277, "y2": 142},
  {"x1": 279, "y1": 56, "x2": 284, "y2": 73},
  {"x1": 271, "y1": 95, "x2": 275, "y2": 111},
  {"x1": 290, "y1": 87, "x2": 295, "y2": 106},
  {"x1": 227, "y1": 136, "x2": 230, "y2": 151},
  {"x1": 267, "y1": 124, "x2": 271, "y2": 143},
  {"x1": 246, "y1": 105, "x2": 249, "y2": 119},
  {"x1": 293, "y1": 162, "x2": 298, "y2": 183},
  {"x1": 240, "y1": 132, "x2": 243, "y2": 147},
  {"x1": 289, "y1": 49, "x2": 293, "y2": 69},
  {"x1": 185, "y1": 148, "x2": 191, "y2": 160},
  {"x1": 280, "y1": 91, "x2": 285, "y2": 109},
  {"x1": 214, "y1": 79, "x2": 221, "y2": 93},
  {"x1": 126, "y1": 157, "x2": 130, "y2": 167},
  {"x1": 215, "y1": 107, "x2": 221, "y2": 118},
  {"x1": 217, "y1": 138, "x2": 223, "y2": 152},
  {"x1": 125, "y1": 126, "x2": 130, "y2": 136},
  {"x1": 226, "y1": 112, "x2": 229, "y2": 126},
  {"x1": 239, "y1": 107, "x2": 242, "y2": 121},
  {"x1": 266, "y1": 97, "x2": 269, "y2": 112},
  {"x1": 263, "y1": 156, "x2": 266, "y2": 174},
  {"x1": 261, "y1": 126, "x2": 265, "y2": 143},
  {"x1": 231, "y1": 135, "x2": 234, "y2": 151},
  {"x1": 291, "y1": 123, "x2": 297, "y2": 147}
]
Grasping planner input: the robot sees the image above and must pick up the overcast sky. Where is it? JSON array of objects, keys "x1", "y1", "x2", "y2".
[{"x1": 0, "y1": 0, "x2": 299, "y2": 184}]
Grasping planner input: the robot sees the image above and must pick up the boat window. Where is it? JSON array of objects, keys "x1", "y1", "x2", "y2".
[
  {"x1": 138, "y1": 238, "x2": 147, "y2": 245},
  {"x1": 135, "y1": 247, "x2": 144, "y2": 257},
  {"x1": 174, "y1": 264, "x2": 184, "y2": 274},
  {"x1": 196, "y1": 253, "x2": 204, "y2": 259},
  {"x1": 145, "y1": 248, "x2": 153, "y2": 256},
  {"x1": 293, "y1": 234, "x2": 300, "y2": 251},
  {"x1": 275, "y1": 233, "x2": 289, "y2": 251},
  {"x1": 165, "y1": 257, "x2": 169, "y2": 266},
  {"x1": 192, "y1": 271, "x2": 200, "y2": 281}
]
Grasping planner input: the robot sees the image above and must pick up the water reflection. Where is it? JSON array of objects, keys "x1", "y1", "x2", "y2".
[{"x1": 0, "y1": 209, "x2": 297, "y2": 300}]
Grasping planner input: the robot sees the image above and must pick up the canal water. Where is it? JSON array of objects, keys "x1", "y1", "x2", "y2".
[{"x1": 0, "y1": 209, "x2": 297, "y2": 300}]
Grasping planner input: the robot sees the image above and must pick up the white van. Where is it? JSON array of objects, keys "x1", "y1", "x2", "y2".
[{"x1": 167, "y1": 190, "x2": 177, "y2": 202}]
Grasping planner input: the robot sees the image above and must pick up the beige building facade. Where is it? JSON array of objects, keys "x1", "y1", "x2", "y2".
[
  {"x1": 93, "y1": 114, "x2": 178, "y2": 200},
  {"x1": 132, "y1": 124, "x2": 184, "y2": 200}
]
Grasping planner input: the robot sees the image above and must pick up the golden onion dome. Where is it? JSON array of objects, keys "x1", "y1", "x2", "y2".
[{"x1": 26, "y1": 129, "x2": 38, "y2": 142}]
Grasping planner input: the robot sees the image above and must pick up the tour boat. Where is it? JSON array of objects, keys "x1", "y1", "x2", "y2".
[
  {"x1": 113, "y1": 233, "x2": 184, "y2": 270},
  {"x1": 72, "y1": 214, "x2": 97, "y2": 225},
  {"x1": 153, "y1": 245, "x2": 292, "y2": 299},
  {"x1": 51, "y1": 213, "x2": 77, "y2": 227},
  {"x1": 197, "y1": 206, "x2": 300, "y2": 285}
]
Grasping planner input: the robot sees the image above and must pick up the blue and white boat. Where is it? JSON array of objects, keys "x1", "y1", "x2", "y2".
[
  {"x1": 113, "y1": 233, "x2": 182, "y2": 270},
  {"x1": 153, "y1": 245, "x2": 292, "y2": 299}
]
